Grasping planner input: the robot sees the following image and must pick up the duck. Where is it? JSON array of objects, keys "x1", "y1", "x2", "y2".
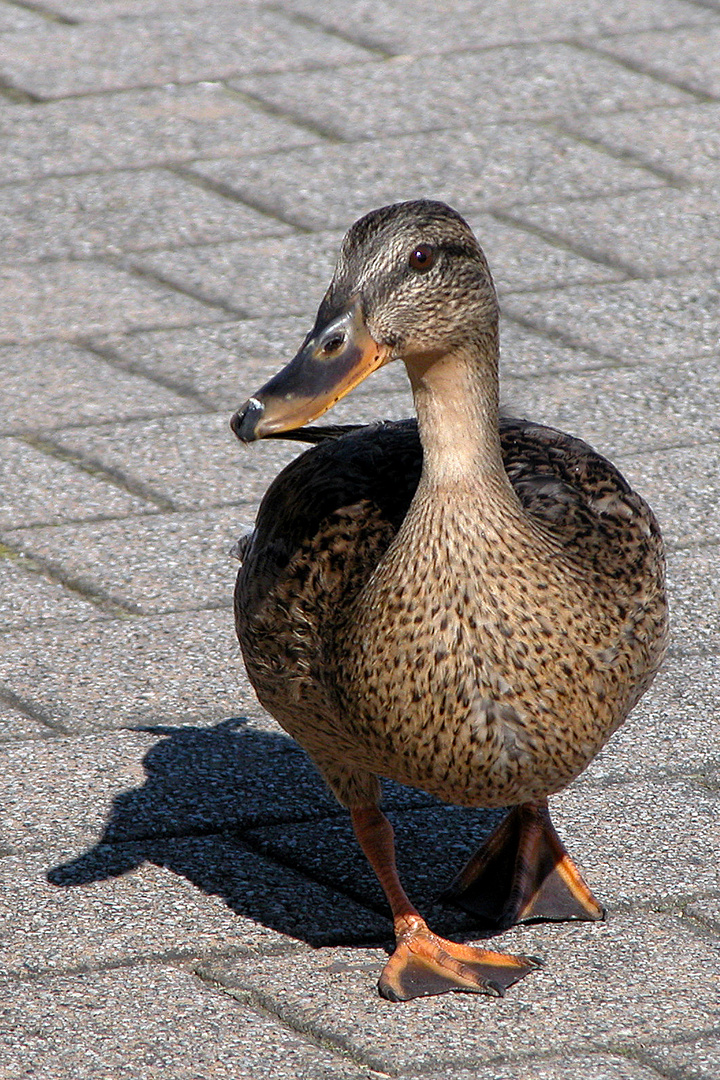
[{"x1": 230, "y1": 200, "x2": 668, "y2": 1002}]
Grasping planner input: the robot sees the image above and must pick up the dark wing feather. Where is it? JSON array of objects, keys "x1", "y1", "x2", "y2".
[
  {"x1": 237, "y1": 421, "x2": 420, "y2": 616},
  {"x1": 237, "y1": 417, "x2": 660, "y2": 611}
]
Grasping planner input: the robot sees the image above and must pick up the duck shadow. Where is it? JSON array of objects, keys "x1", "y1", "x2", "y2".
[{"x1": 47, "y1": 717, "x2": 505, "y2": 947}]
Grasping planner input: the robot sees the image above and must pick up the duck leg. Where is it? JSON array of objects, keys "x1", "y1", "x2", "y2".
[
  {"x1": 350, "y1": 806, "x2": 541, "y2": 1001},
  {"x1": 442, "y1": 800, "x2": 605, "y2": 929}
]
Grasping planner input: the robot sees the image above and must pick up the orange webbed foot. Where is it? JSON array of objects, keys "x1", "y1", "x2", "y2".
[
  {"x1": 378, "y1": 917, "x2": 542, "y2": 1002},
  {"x1": 443, "y1": 801, "x2": 605, "y2": 929}
]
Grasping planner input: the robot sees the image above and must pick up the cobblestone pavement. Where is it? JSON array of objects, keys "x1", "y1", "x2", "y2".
[{"x1": 1, "y1": 1, "x2": 719, "y2": 1077}]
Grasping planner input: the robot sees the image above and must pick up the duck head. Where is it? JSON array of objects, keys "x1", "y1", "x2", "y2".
[{"x1": 231, "y1": 200, "x2": 498, "y2": 442}]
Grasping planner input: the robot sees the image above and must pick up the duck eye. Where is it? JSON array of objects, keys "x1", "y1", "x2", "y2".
[
  {"x1": 322, "y1": 332, "x2": 345, "y2": 356},
  {"x1": 408, "y1": 244, "x2": 436, "y2": 272}
]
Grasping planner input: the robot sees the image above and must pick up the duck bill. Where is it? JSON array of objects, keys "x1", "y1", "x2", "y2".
[{"x1": 231, "y1": 299, "x2": 391, "y2": 442}]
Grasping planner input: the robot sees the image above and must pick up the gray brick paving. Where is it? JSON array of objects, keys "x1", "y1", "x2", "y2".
[
  {"x1": 39, "y1": 0, "x2": 246, "y2": 18},
  {"x1": 641, "y1": 1037, "x2": 720, "y2": 1080},
  {"x1": 46, "y1": 413, "x2": 308, "y2": 509},
  {"x1": 689, "y1": 896, "x2": 720, "y2": 929},
  {"x1": 592, "y1": 23, "x2": 720, "y2": 97},
  {"x1": 668, "y1": 547, "x2": 720, "y2": 651},
  {"x1": 0, "y1": 966, "x2": 371, "y2": 1080},
  {"x1": 0, "y1": 705, "x2": 48, "y2": 743},
  {"x1": 0, "y1": 340, "x2": 195, "y2": 433},
  {"x1": 5, "y1": 508, "x2": 249, "y2": 614},
  {"x1": 413, "y1": 1059, "x2": 664, "y2": 1080},
  {"x1": 0, "y1": 558, "x2": 100, "y2": 628},
  {"x1": 502, "y1": 354, "x2": 720, "y2": 457},
  {"x1": 0, "y1": 169, "x2": 291, "y2": 262},
  {"x1": 281, "y1": 0, "x2": 719, "y2": 54},
  {"x1": 0, "y1": 9, "x2": 374, "y2": 99},
  {"x1": 0, "y1": 438, "x2": 153, "y2": 527},
  {"x1": 1, "y1": 0, "x2": 719, "y2": 1077},
  {"x1": 200, "y1": 910, "x2": 720, "y2": 1071},
  {"x1": 505, "y1": 185, "x2": 720, "y2": 277},
  {"x1": 501, "y1": 273, "x2": 720, "y2": 360},
  {"x1": 0, "y1": 5, "x2": 52, "y2": 32},
  {"x1": 233, "y1": 43, "x2": 694, "y2": 141},
  {"x1": 586, "y1": 653, "x2": 720, "y2": 778},
  {"x1": 561, "y1": 102, "x2": 720, "y2": 184},
  {"x1": 87, "y1": 318, "x2": 608, "y2": 416},
  {"x1": 133, "y1": 223, "x2": 626, "y2": 318},
  {"x1": 132, "y1": 231, "x2": 347, "y2": 316},
  {"x1": 615, "y1": 444, "x2": 720, "y2": 549},
  {"x1": 0, "y1": 259, "x2": 227, "y2": 344},
  {"x1": 0, "y1": 84, "x2": 316, "y2": 184},
  {"x1": 0, "y1": 611, "x2": 254, "y2": 731},
  {"x1": 187, "y1": 124, "x2": 668, "y2": 231},
  {"x1": 0, "y1": 841, "x2": 386, "y2": 977}
]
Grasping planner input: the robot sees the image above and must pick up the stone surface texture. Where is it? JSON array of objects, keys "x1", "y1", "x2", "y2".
[{"x1": 0, "y1": 0, "x2": 718, "y2": 1077}]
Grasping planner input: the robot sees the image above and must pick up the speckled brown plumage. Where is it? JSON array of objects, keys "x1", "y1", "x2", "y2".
[
  {"x1": 236, "y1": 416, "x2": 667, "y2": 809},
  {"x1": 231, "y1": 200, "x2": 669, "y2": 999}
]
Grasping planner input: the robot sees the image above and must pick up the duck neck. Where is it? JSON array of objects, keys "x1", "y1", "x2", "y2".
[{"x1": 406, "y1": 336, "x2": 514, "y2": 504}]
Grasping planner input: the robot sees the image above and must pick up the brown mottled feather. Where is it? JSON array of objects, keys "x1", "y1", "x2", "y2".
[{"x1": 235, "y1": 417, "x2": 667, "y2": 808}]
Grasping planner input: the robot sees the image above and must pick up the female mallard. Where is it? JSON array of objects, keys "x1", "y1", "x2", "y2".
[{"x1": 231, "y1": 200, "x2": 668, "y2": 1002}]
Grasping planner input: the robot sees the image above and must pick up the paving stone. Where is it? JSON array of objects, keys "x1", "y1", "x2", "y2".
[
  {"x1": 615, "y1": 444, "x2": 720, "y2": 549},
  {"x1": 467, "y1": 212, "x2": 623, "y2": 292},
  {"x1": 0, "y1": 4, "x2": 53, "y2": 32},
  {"x1": 52, "y1": 405, "x2": 711, "y2": 553},
  {"x1": 0, "y1": 609, "x2": 250, "y2": 732},
  {"x1": 0, "y1": 437, "x2": 151, "y2": 528},
  {"x1": 592, "y1": 23, "x2": 720, "y2": 97},
  {"x1": 234, "y1": 43, "x2": 692, "y2": 142},
  {"x1": 188, "y1": 124, "x2": 666, "y2": 231},
  {"x1": 0, "y1": 83, "x2": 316, "y2": 184},
  {"x1": 505, "y1": 185, "x2": 720, "y2": 276},
  {"x1": 0, "y1": 259, "x2": 224, "y2": 344},
  {"x1": 200, "y1": 910, "x2": 720, "y2": 1073},
  {"x1": 0, "y1": 340, "x2": 196, "y2": 434},
  {"x1": 0, "y1": 722, "x2": 435, "y2": 858},
  {"x1": 501, "y1": 273, "x2": 720, "y2": 362},
  {"x1": 499, "y1": 320, "x2": 612, "y2": 374},
  {"x1": 414, "y1": 1055, "x2": 666, "y2": 1080},
  {"x1": 281, "y1": 0, "x2": 718, "y2": 55},
  {"x1": 0, "y1": 169, "x2": 291, "y2": 263},
  {"x1": 665, "y1": 545, "x2": 720, "y2": 653},
  {"x1": 642, "y1": 1035, "x2": 720, "y2": 1080},
  {"x1": 0, "y1": 555, "x2": 99, "y2": 628},
  {"x1": 687, "y1": 896, "x2": 720, "y2": 933},
  {"x1": 0, "y1": 705, "x2": 49, "y2": 742},
  {"x1": 48, "y1": 412, "x2": 300, "y2": 510},
  {"x1": 562, "y1": 102, "x2": 720, "y2": 184},
  {"x1": 0, "y1": 845, "x2": 297, "y2": 976},
  {"x1": 5, "y1": 507, "x2": 245, "y2": 615},
  {"x1": 2, "y1": 2, "x2": 719, "y2": 1074},
  {"x1": 132, "y1": 231, "x2": 345, "y2": 318},
  {"x1": 0, "y1": 8, "x2": 374, "y2": 99},
  {"x1": 1, "y1": 729, "x2": 161, "y2": 851},
  {"x1": 501, "y1": 354, "x2": 720, "y2": 459},
  {"x1": 48, "y1": 404, "x2": 412, "y2": 515},
  {"x1": 90, "y1": 316, "x2": 351, "y2": 409},
  {"x1": 579, "y1": 653, "x2": 720, "y2": 782},
  {"x1": 0, "y1": 964, "x2": 369, "y2": 1080},
  {"x1": 247, "y1": 806, "x2": 507, "y2": 938},
  {"x1": 0, "y1": 837, "x2": 386, "y2": 979},
  {"x1": 549, "y1": 777, "x2": 720, "y2": 908},
  {"x1": 37, "y1": 0, "x2": 262, "y2": 19},
  {"x1": 0, "y1": 725, "x2": 335, "y2": 854}
]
